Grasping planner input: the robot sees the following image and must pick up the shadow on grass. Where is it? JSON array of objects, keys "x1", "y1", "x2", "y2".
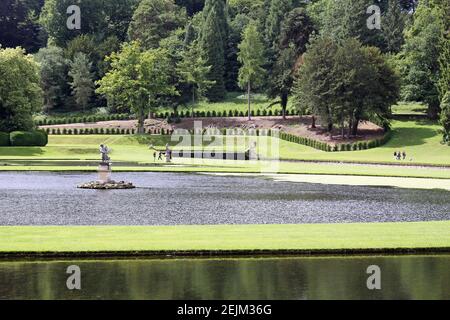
[
  {"x1": 387, "y1": 125, "x2": 438, "y2": 148},
  {"x1": 0, "y1": 147, "x2": 45, "y2": 157}
]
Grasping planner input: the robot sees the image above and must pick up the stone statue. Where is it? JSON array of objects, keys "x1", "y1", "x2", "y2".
[
  {"x1": 165, "y1": 143, "x2": 172, "y2": 163},
  {"x1": 99, "y1": 144, "x2": 111, "y2": 163},
  {"x1": 248, "y1": 141, "x2": 258, "y2": 160}
]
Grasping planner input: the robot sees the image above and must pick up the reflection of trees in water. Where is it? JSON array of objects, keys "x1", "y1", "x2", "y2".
[{"x1": 0, "y1": 257, "x2": 448, "y2": 299}]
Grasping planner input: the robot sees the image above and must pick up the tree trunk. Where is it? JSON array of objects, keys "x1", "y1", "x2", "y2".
[
  {"x1": 281, "y1": 93, "x2": 288, "y2": 120},
  {"x1": 248, "y1": 81, "x2": 251, "y2": 121},
  {"x1": 428, "y1": 102, "x2": 440, "y2": 120},
  {"x1": 351, "y1": 119, "x2": 360, "y2": 136},
  {"x1": 311, "y1": 115, "x2": 316, "y2": 129},
  {"x1": 138, "y1": 107, "x2": 145, "y2": 134},
  {"x1": 328, "y1": 122, "x2": 333, "y2": 133},
  {"x1": 348, "y1": 118, "x2": 353, "y2": 137}
]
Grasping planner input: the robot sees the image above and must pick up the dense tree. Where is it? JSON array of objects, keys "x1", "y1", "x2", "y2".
[
  {"x1": 178, "y1": 41, "x2": 215, "y2": 106},
  {"x1": 184, "y1": 22, "x2": 197, "y2": 46},
  {"x1": 157, "y1": 29, "x2": 193, "y2": 112},
  {"x1": 35, "y1": 46, "x2": 69, "y2": 111},
  {"x1": 200, "y1": 0, "x2": 230, "y2": 95},
  {"x1": 293, "y1": 37, "x2": 399, "y2": 136},
  {"x1": 40, "y1": 0, "x2": 139, "y2": 47},
  {"x1": 238, "y1": 21, "x2": 266, "y2": 120},
  {"x1": 202, "y1": 0, "x2": 228, "y2": 41},
  {"x1": 382, "y1": 0, "x2": 406, "y2": 53},
  {"x1": 440, "y1": 92, "x2": 450, "y2": 144},
  {"x1": 264, "y1": 0, "x2": 292, "y2": 51},
  {"x1": 96, "y1": 42, "x2": 177, "y2": 133},
  {"x1": 267, "y1": 7, "x2": 315, "y2": 119},
  {"x1": 399, "y1": 2, "x2": 445, "y2": 118},
  {"x1": 128, "y1": 0, "x2": 187, "y2": 49},
  {"x1": 68, "y1": 53, "x2": 94, "y2": 112},
  {"x1": 225, "y1": 13, "x2": 251, "y2": 91},
  {"x1": 0, "y1": 0, "x2": 46, "y2": 53},
  {"x1": 279, "y1": 7, "x2": 315, "y2": 55},
  {"x1": 176, "y1": 0, "x2": 205, "y2": 16},
  {"x1": 228, "y1": 0, "x2": 265, "y2": 18},
  {"x1": 399, "y1": 0, "x2": 419, "y2": 12},
  {"x1": 200, "y1": 5, "x2": 227, "y2": 101},
  {"x1": 292, "y1": 36, "x2": 338, "y2": 131},
  {"x1": 0, "y1": 47, "x2": 43, "y2": 132},
  {"x1": 308, "y1": 0, "x2": 386, "y2": 49}
]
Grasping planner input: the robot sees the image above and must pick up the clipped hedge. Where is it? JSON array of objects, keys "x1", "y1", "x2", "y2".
[
  {"x1": 0, "y1": 132, "x2": 10, "y2": 146},
  {"x1": 154, "y1": 109, "x2": 300, "y2": 119},
  {"x1": 36, "y1": 113, "x2": 130, "y2": 126},
  {"x1": 9, "y1": 130, "x2": 48, "y2": 146},
  {"x1": 277, "y1": 130, "x2": 392, "y2": 152}
]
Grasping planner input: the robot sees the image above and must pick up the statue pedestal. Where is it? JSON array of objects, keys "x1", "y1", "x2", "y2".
[{"x1": 98, "y1": 163, "x2": 111, "y2": 184}]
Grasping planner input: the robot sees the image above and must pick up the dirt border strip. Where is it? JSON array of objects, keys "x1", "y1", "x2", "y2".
[{"x1": 1, "y1": 247, "x2": 450, "y2": 260}]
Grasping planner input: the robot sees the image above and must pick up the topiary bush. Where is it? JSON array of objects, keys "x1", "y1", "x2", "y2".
[
  {"x1": 0, "y1": 132, "x2": 10, "y2": 146},
  {"x1": 9, "y1": 130, "x2": 48, "y2": 146}
]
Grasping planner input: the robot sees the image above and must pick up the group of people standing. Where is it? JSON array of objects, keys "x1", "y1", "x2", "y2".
[
  {"x1": 393, "y1": 150, "x2": 408, "y2": 161},
  {"x1": 151, "y1": 144, "x2": 172, "y2": 163}
]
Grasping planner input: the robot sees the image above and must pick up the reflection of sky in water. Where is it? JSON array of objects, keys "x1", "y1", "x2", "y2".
[
  {"x1": 0, "y1": 255, "x2": 449, "y2": 300},
  {"x1": 0, "y1": 172, "x2": 449, "y2": 226}
]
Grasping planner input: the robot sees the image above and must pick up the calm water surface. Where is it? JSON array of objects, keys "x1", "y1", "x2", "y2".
[
  {"x1": 0, "y1": 172, "x2": 449, "y2": 225},
  {"x1": 0, "y1": 255, "x2": 449, "y2": 300}
]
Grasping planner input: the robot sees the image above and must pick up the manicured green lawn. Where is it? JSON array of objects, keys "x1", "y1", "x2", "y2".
[
  {"x1": 1, "y1": 161, "x2": 449, "y2": 179},
  {"x1": 0, "y1": 221, "x2": 449, "y2": 253},
  {"x1": 392, "y1": 102, "x2": 428, "y2": 115},
  {"x1": 0, "y1": 120, "x2": 449, "y2": 179}
]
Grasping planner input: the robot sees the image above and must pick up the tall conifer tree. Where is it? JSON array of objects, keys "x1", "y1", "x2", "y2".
[{"x1": 200, "y1": 1, "x2": 227, "y2": 101}]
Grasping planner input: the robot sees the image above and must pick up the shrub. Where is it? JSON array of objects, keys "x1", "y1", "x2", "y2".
[
  {"x1": 0, "y1": 132, "x2": 10, "y2": 146},
  {"x1": 9, "y1": 130, "x2": 48, "y2": 146}
]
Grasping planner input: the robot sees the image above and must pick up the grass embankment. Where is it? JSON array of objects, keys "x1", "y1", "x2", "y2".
[
  {"x1": 0, "y1": 221, "x2": 449, "y2": 254},
  {"x1": 0, "y1": 120, "x2": 449, "y2": 178}
]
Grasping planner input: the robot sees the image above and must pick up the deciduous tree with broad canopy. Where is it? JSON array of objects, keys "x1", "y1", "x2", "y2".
[
  {"x1": 0, "y1": 47, "x2": 43, "y2": 132},
  {"x1": 237, "y1": 21, "x2": 266, "y2": 120},
  {"x1": 293, "y1": 37, "x2": 399, "y2": 137},
  {"x1": 96, "y1": 42, "x2": 177, "y2": 134}
]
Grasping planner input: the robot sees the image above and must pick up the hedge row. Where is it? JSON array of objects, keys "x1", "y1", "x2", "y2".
[
  {"x1": 35, "y1": 113, "x2": 130, "y2": 126},
  {"x1": 156, "y1": 109, "x2": 299, "y2": 119},
  {"x1": 45, "y1": 127, "x2": 271, "y2": 136},
  {"x1": 0, "y1": 132, "x2": 10, "y2": 146},
  {"x1": 45, "y1": 127, "x2": 137, "y2": 135},
  {"x1": 36, "y1": 109, "x2": 299, "y2": 127},
  {"x1": 278, "y1": 130, "x2": 392, "y2": 152},
  {"x1": 0, "y1": 130, "x2": 48, "y2": 146}
]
